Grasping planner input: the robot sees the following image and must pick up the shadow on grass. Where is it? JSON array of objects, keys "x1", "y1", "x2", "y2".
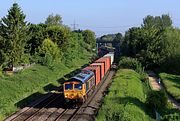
[
  {"x1": 164, "y1": 76, "x2": 180, "y2": 85},
  {"x1": 15, "y1": 92, "x2": 44, "y2": 108},
  {"x1": 15, "y1": 92, "x2": 69, "y2": 109},
  {"x1": 110, "y1": 96, "x2": 155, "y2": 119},
  {"x1": 43, "y1": 83, "x2": 63, "y2": 92},
  {"x1": 174, "y1": 85, "x2": 180, "y2": 89},
  {"x1": 158, "y1": 105, "x2": 180, "y2": 118},
  {"x1": 15, "y1": 63, "x2": 90, "y2": 110},
  {"x1": 160, "y1": 75, "x2": 180, "y2": 102}
]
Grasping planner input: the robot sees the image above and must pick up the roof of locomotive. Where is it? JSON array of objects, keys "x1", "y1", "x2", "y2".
[{"x1": 72, "y1": 70, "x2": 94, "y2": 83}]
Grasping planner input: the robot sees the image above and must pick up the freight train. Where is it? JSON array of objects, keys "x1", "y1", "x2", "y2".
[{"x1": 63, "y1": 52, "x2": 114, "y2": 103}]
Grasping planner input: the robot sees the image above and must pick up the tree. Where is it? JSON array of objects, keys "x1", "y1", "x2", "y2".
[
  {"x1": 45, "y1": 25, "x2": 71, "y2": 50},
  {"x1": 37, "y1": 38, "x2": 60, "y2": 67},
  {"x1": 82, "y1": 30, "x2": 96, "y2": 51},
  {"x1": 0, "y1": 50, "x2": 6, "y2": 67},
  {"x1": 112, "y1": 33, "x2": 122, "y2": 54},
  {"x1": 113, "y1": 33, "x2": 122, "y2": 43},
  {"x1": 45, "y1": 14, "x2": 63, "y2": 26},
  {"x1": 99, "y1": 34, "x2": 116, "y2": 41},
  {"x1": 38, "y1": 38, "x2": 60, "y2": 59},
  {"x1": 0, "y1": 3, "x2": 29, "y2": 67},
  {"x1": 161, "y1": 28, "x2": 180, "y2": 74},
  {"x1": 122, "y1": 15, "x2": 173, "y2": 68},
  {"x1": 26, "y1": 23, "x2": 47, "y2": 55},
  {"x1": 122, "y1": 27, "x2": 143, "y2": 57},
  {"x1": 142, "y1": 14, "x2": 172, "y2": 30},
  {"x1": 142, "y1": 28, "x2": 171, "y2": 68}
]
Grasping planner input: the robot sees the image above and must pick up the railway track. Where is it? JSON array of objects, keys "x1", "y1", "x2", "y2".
[
  {"x1": 54, "y1": 108, "x2": 79, "y2": 121},
  {"x1": 57, "y1": 70, "x2": 115, "y2": 121},
  {"x1": 5, "y1": 70, "x2": 115, "y2": 121},
  {"x1": 52, "y1": 70, "x2": 114, "y2": 121},
  {"x1": 5, "y1": 93, "x2": 63, "y2": 121},
  {"x1": 72, "y1": 70, "x2": 115, "y2": 121}
]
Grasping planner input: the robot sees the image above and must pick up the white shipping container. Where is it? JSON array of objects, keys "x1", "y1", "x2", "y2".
[{"x1": 104, "y1": 53, "x2": 114, "y2": 65}]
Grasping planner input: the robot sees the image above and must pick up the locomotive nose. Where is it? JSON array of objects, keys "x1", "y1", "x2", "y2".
[{"x1": 65, "y1": 91, "x2": 83, "y2": 99}]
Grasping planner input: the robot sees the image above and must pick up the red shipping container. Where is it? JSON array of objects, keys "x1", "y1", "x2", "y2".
[
  {"x1": 96, "y1": 57, "x2": 110, "y2": 73},
  {"x1": 83, "y1": 66, "x2": 101, "y2": 85},
  {"x1": 91, "y1": 63, "x2": 104, "y2": 80},
  {"x1": 95, "y1": 59, "x2": 106, "y2": 74},
  {"x1": 103, "y1": 56, "x2": 111, "y2": 70},
  {"x1": 102, "y1": 57, "x2": 110, "y2": 72}
]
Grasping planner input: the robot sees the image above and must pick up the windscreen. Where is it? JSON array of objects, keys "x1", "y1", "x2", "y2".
[
  {"x1": 74, "y1": 84, "x2": 82, "y2": 90},
  {"x1": 65, "y1": 84, "x2": 73, "y2": 90}
]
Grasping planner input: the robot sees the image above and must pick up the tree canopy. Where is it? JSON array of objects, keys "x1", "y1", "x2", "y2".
[
  {"x1": 142, "y1": 14, "x2": 172, "y2": 30},
  {"x1": 38, "y1": 38, "x2": 60, "y2": 59},
  {"x1": 0, "y1": 3, "x2": 96, "y2": 69},
  {"x1": 45, "y1": 14, "x2": 63, "y2": 26},
  {"x1": 82, "y1": 30, "x2": 96, "y2": 51},
  {"x1": 121, "y1": 14, "x2": 176, "y2": 69},
  {"x1": 0, "y1": 3, "x2": 29, "y2": 67}
]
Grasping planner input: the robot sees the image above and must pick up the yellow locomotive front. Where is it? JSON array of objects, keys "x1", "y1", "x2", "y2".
[
  {"x1": 63, "y1": 70, "x2": 95, "y2": 103},
  {"x1": 63, "y1": 81, "x2": 85, "y2": 102}
]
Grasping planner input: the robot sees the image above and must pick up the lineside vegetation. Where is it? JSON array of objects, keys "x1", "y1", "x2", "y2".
[
  {"x1": 96, "y1": 69, "x2": 154, "y2": 121},
  {"x1": 159, "y1": 73, "x2": 180, "y2": 101},
  {"x1": 0, "y1": 3, "x2": 96, "y2": 120}
]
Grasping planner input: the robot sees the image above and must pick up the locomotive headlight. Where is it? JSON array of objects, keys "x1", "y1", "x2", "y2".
[{"x1": 65, "y1": 94, "x2": 68, "y2": 98}]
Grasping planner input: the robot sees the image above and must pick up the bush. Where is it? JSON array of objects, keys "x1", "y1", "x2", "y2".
[
  {"x1": 38, "y1": 38, "x2": 60, "y2": 60},
  {"x1": 38, "y1": 53, "x2": 56, "y2": 70},
  {"x1": 119, "y1": 57, "x2": 144, "y2": 73},
  {"x1": 96, "y1": 69, "x2": 154, "y2": 121},
  {"x1": 21, "y1": 54, "x2": 30, "y2": 64},
  {"x1": 119, "y1": 57, "x2": 148, "y2": 81},
  {"x1": 161, "y1": 113, "x2": 180, "y2": 121},
  {"x1": 146, "y1": 90, "x2": 168, "y2": 110},
  {"x1": 119, "y1": 57, "x2": 139, "y2": 69},
  {"x1": 159, "y1": 73, "x2": 180, "y2": 101},
  {"x1": 0, "y1": 66, "x2": 3, "y2": 77},
  {"x1": 140, "y1": 72, "x2": 149, "y2": 82}
]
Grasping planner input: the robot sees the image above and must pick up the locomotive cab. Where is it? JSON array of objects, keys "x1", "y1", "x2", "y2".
[
  {"x1": 64, "y1": 81, "x2": 85, "y2": 102},
  {"x1": 63, "y1": 70, "x2": 95, "y2": 103}
]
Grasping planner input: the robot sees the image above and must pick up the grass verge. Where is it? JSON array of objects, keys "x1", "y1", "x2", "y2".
[
  {"x1": 0, "y1": 53, "x2": 91, "y2": 120},
  {"x1": 96, "y1": 69, "x2": 154, "y2": 121},
  {"x1": 159, "y1": 73, "x2": 180, "y2": 101}
]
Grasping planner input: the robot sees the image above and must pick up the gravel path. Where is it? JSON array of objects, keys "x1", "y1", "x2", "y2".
[{"x1": 148, "y1": 71, "x2": 180, "y2": 110}]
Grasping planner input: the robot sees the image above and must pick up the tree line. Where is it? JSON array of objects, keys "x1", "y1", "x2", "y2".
[
  {"x1": 0, "y1": 3, "x2": 96, "y2": 72},
  {"x1": 98, "y1": 14, "x2": 180, "y2": 74},
  {"x1": 120, "y1": 14, "x2": 180, "y2": 74}
]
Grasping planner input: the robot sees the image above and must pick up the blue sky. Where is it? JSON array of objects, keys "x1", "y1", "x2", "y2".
[{"x1": 0, "y1": 0, "x2": 180, "y2": 36}]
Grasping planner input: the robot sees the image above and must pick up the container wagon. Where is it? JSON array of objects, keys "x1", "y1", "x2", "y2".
[{"x1": 63, "y1": 52, "x2": 114, "y2": 103}]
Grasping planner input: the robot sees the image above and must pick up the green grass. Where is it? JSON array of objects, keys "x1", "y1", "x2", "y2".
[
  {"x1": 159, "y1": 73, "x2": 180, "y2": 101},
  {"x1": 0, "y1": 53, "x2": 91, "y2": 120},
  {"x1": 96, "y1": 69, "x2": 154, "y2": 121}
]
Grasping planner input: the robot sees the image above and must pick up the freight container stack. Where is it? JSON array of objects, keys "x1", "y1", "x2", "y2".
[
  {"x1": 104, "y1": 53, "x2": 114, "y2": 65},
  {"x1": 63, "y1": 52, "x2": 115, "y2": 103},
  {"x1": 91, "y1": 63, "x2": 104, "y2": 80},
  {"x1": 83, "y1": 66, "x2": 101, "y2": 85}
]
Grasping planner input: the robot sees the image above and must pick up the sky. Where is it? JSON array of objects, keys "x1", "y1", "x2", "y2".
[{"x1": 0, "y1": 0, "x2": 180, "y2": 37}]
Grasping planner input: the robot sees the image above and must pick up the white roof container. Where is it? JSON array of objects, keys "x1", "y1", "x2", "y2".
[{"x1": 104, "y1": 53, "x2": 114, "y2": 65}]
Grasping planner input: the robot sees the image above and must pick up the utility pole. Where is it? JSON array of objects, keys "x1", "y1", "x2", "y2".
[{"x1": 71, "y1": 20, "x2": 78, "y2": 30}]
